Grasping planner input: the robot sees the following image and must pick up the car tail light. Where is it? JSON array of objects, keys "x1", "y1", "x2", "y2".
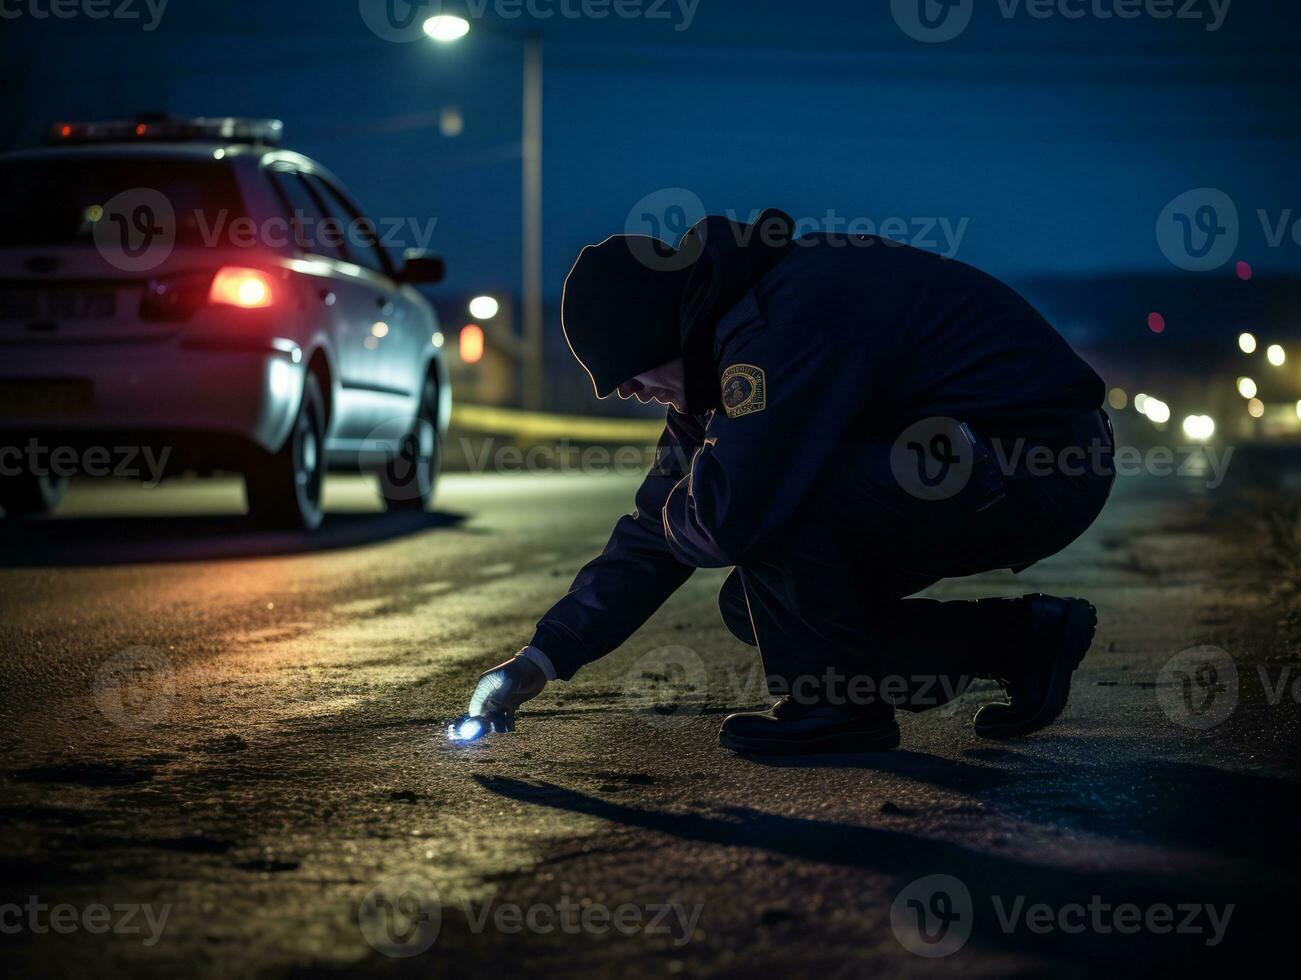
[{"x1": 209, "y1": 267, "x2": 275, "y2": 309}]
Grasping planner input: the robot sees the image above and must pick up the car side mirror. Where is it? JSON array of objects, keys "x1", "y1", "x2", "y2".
[{"x1": 399, "y1": 250, "x2": 445, "y2": 285}]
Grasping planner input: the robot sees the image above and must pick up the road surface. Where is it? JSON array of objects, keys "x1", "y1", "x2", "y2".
[{"x1": 1, "y1": 469, "x2": 1297, "y2": 977}]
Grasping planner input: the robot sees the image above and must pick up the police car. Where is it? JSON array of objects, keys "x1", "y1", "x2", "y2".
[{"x1": 0, "y1": 115, "x2": 450, "y2": 530}]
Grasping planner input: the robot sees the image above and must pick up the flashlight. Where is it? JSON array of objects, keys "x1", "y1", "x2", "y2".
[{"x1": 445, "y1": 711, "x2": 514, "y2": 744}]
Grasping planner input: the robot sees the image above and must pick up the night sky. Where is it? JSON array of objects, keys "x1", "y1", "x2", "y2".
[{"x1": 3, "y1": 0, "x2": 1299, "y2": 303}]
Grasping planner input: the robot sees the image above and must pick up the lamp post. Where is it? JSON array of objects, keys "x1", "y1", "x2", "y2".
[{"x1": 425, "y1": 16, "x2": 544, "y2": 411}]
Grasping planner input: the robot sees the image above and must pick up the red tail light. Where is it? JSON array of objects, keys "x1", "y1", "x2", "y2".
[{"x1": 209, "y1": 267, "x2": 275, "y2": 309}]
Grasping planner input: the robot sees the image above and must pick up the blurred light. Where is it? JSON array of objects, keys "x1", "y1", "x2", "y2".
[
  {"x1": 424, "y1": 14, "x2": 470, "y2": 41},
  {"x1": 1238, "y1": 332, "x2": 1257, "y2": 354},
  {"x1": 1296, "y1": 400, "x2": 1301, "y2": 420},
  {"x1": 58, "y1": 124, "x2": 72, "y2": 138},
  {"x1": 1236, "y1": 260, "x2": 1253, "y2": 281},
  {"x1": 213, "y1": 148, "x2": 225, "y2": 160},
  {"x1": 209, "y1": 267, "x2": 273, "y2": 308},
  {"x1": 268, "y1": 359, "x2": 292, "y2": 400},
  {"x1": 1181, "y1": 414, "x2": 1215, "y2": 441},
  {"x1": 1142, "y1": 397, "x2": 1170, "y2": 425},
  {"x1": 364, "y1": 336, "x2": 379, "y2": 350},
  {"x1": 1248, "y1": 398, "x2": 1265, "y2": 418},
  {"x1": 432, "y1": 331, "x2": 444, "y2": 348},
  {"x1": 447, "y1": 716, "x2": 485, "y2": 743},
  {"x1": 439, "y1": 107, "x2": 464, "y2": 138},
  {"x1": 1147, "y1": 312, "x2": 1165, "y2": 334},
  {"x1": 460, "y1": 323, "x2": 484, "y2": 364},
  {"x1": 1134, "y1": 393, "x2": 1149, "y2": 413},
  {"x1": 1237, "y1": 377, "x2": 1257, "y2": 399},
  {"x1": 1107, "y1": 387, "x2": 1127, "y2": 410},
  {"x1": 84, "y1": 204, "x2": 103, "y2": 223},
  {"x1": 468, "y1": 295, "x2": 499, "y2": 320},
  {"x1": 1267, "y1": 344, "x2": 1286, "y2": 366},
  {"x1": 371, "y1": 321, "x2": 389, "y2": 338},
  {"x1": 135, "y1": 123, "x2": 147, "y2": 137}
]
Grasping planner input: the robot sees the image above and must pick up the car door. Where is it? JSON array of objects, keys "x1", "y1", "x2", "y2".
[
  {"x1": 266, "y1": 164, "x2": 386, "y2": 439},
  {"x1": 304, "y1": 174, "x2": 426, "y2": 410}
]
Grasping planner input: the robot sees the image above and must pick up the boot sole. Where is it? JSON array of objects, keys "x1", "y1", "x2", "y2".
[
  {"x1": 974, "y1": 599, "x2": 1097, "y2": 740},
  {"x1": 718, "y1": 721, "x2": 901, "y2": 756}
]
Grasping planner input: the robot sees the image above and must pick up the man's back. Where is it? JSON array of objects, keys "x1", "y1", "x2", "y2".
[{"x1": 744, "y1": 235, "x2": 1105, "y2": 440}]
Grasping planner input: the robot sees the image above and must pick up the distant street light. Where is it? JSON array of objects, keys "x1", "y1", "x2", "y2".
[
  {"x1": 423, "y1": 15, "x2": 470, "y2": 42},
  {"x1": 469, "y1": 295, "x2": 500, "y2": 320},
  {"x1": 1266, "y1": 344, "x2": 1286, "y2": 366},
  {"x1": 423, "y1": 16, "x2": 544, "y2": 410}
]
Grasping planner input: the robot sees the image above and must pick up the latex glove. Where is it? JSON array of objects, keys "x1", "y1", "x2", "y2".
[{"x1": 466, "y1": 653, "x2": 547, "y2": 732}]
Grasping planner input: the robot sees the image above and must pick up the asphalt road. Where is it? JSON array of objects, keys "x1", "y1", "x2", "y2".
[{"x1": 1, "y1": 469, "x2": 1298, "y2": 977}]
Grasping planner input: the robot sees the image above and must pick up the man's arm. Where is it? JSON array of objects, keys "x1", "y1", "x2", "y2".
[
  {"x1": 663, "y1": 300, "x2": 864, "y2": 568},
  {"x1": 529, "y1": 413, "x2": 702, "y2": 680}
]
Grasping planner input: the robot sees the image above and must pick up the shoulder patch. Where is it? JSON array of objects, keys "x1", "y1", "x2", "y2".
[{"x1": 721, "y1": 363, "x2": 767, "y2": 419}]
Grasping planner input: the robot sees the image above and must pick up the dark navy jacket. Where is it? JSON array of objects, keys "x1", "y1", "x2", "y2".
[{"x1": 531, "y1": 235, "x2": 1103, "y2": 680}]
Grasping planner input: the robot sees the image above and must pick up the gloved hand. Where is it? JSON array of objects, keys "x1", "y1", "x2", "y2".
[{"x1": 466, "y1": 653, "x2": 548, "y2": 732}]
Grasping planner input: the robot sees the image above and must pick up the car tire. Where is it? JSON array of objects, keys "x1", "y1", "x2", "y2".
[
  {"x1": 245, "y1": 373, "x2": 326, "y2": 531},
  {"x1": 378, "y1": 373, "x2": 441, "y2": 512},
  {"x1": 0, "y1": 472, "x2": 67, "y2": 519}
]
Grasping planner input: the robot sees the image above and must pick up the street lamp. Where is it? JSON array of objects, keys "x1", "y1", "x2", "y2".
[
  {"x1": 423, "y1": 15, "x2": 544, "y2": 411},
  {"x1": 423, "y1": 15, "x2": 470, "y2": 42}
]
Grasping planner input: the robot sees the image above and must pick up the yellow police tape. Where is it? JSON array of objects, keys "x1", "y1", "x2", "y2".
[{"x1": 450, "y1": 403, "x2": 663, "y2": 443}]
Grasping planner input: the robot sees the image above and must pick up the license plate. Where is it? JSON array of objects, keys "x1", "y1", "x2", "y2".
[
  {"x1": 0, "y1": 380, "x2": 95, "y2": 417},
  {"x1": 0, "y1": 287, "x2": 117, "y2": 322}
]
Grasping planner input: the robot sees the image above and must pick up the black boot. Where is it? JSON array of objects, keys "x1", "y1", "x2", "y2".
[
  {"x1": 719, "y1": 695, "x2": 900, "y2": 755},
  {"x1": 973, "y1": 595, "x2": 1097, "y2": 739}
]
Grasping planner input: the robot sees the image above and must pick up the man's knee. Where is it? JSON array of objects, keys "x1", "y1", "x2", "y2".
[{"x1": 718, "y1": 569, "x2": 757, "y2": 646}]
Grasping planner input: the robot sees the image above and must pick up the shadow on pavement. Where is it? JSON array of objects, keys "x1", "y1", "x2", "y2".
[
  {"x1": 475, "y1": 769, "x2": 1296, "y2": 970},
  {"x1": 0, "y1": 509, "x2": 465, "y2": 567}
]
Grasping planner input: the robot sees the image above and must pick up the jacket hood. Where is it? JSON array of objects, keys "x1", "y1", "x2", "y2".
[{"x1": 561, "y1": 209, "x2": 795, "y2": 405}]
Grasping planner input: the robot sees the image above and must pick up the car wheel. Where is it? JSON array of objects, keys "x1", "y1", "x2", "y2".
[
  {"x1": 245, "y1": 373, "x2": 326, "y2": 531},
  {"x1": 0, "y1": 472, "x2": 67, "y2": 519},
  {"x1": 378, "y1": 373, "x2": 441, "y2": 512}
]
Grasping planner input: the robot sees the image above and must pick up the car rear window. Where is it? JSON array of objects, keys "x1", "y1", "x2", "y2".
[{"x1": 0, "y1": 156, "x2": 246, "y2": 248}]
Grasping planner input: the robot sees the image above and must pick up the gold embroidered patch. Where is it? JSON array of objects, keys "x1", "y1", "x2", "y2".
[{"x1": 721, "y1": 363, "x2": 767, "y2": 419}]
